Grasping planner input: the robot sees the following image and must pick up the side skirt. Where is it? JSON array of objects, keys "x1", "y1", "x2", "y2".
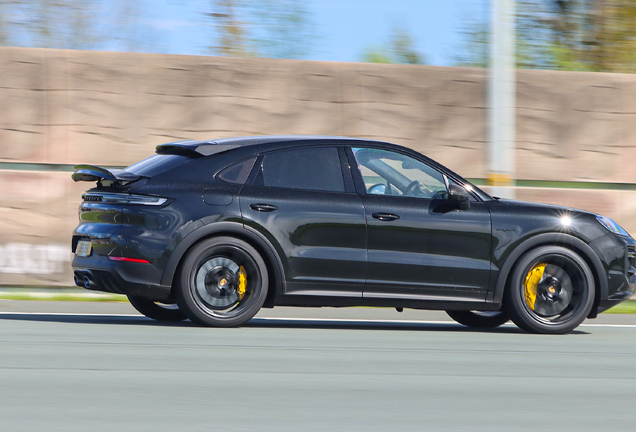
[{"x1": 275, "y1": 295, "x2": 501, "y2": 311}]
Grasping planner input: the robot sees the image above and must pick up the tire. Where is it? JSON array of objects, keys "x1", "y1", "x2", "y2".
[
  {"x1": 504, "y1": 246, "x2": 595, "y2": 334},
  {"x1": 127, "y1": 295, "x2": 187, "y2": 322},
  {"x1": 176, "y1": 236, "x2": 269, "y2": 327},
  {"x1": 446, "y1": 310, "x2": 510, "y2": 328}
]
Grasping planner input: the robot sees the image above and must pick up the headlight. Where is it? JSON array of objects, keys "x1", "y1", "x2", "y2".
[{"x1": 596, "y1": 215, "x2": 630, "y2": 237}]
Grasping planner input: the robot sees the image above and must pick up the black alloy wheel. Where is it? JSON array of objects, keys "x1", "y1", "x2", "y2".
[
  {"x1": 176, "y1": 236, "x2": 269, "y2": 327},
  {"x1": 505, "y1": 246, "x2": 595, "y2": 334},
  {"x1": 127, "y1": 295, "x2": 187, "y2": 322},
  {"x1": 446, "y1": 310, "x2": 510, "y2": 328}
]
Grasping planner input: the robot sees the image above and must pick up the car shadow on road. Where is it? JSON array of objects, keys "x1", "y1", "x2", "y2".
[
  {"x1": 0, "y1": 313, "x2": 195, "y2": 327},
  {"x1": 246, "y1": 318, "x2": 590, "y2": 335},
  {"x1": 0, "y1": 313, "x2": 590, "y2": 334}
]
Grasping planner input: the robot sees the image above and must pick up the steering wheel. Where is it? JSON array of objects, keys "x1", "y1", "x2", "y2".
[{"x1": 403, "y1": 180, "x2": 421, "y2": 196}]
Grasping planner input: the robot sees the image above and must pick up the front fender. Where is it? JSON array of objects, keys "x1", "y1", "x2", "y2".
[{"x1": 492, "y1": 233, "x2": 608, "y2": 306}]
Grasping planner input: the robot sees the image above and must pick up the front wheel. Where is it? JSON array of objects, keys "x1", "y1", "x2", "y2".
[
  {"x1": 176, "y1": 237, "x2": 269, "y2": 327},
  {"x1": 504, "y1": 246, "x2": 595, "y2": 334},
  {"x1": 446, "y1": 310, "x2": 510, "y2": 328},
  {"x1": 127, "y1": 296, "x2": 187, "y2": 322}
]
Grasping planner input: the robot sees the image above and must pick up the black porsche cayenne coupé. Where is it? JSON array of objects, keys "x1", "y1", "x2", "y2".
[{"x1": 71, "y1": 136, "x2": 636, "y2": 333}]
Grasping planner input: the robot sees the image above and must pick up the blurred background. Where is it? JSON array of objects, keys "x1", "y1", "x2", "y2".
[{"x1": 1, "y1": 0, "x2": 636, "y2": 287}]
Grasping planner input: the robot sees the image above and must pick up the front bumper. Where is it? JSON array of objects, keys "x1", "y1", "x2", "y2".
[
  {"x1": 72, "y1": 254, "x2": 171, "y2": 302},
  {"x1": 598, "y1": 273, "x2": 635, "y2": 313}
]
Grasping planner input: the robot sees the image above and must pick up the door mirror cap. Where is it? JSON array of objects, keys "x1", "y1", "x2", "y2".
[{"x1": 448, "y1": 184, "x2": 470, "y2": 210}]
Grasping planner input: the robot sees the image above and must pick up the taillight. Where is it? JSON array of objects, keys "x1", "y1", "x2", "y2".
[
  {"x1": 83, "y1": 192, "x2": 168, "y2": 206},
  {"x1": 108, "y1": 256, "x2": 150, "y2": 264}
]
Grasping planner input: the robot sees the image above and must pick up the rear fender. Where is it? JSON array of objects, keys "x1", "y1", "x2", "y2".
[{"x1": 160, "y1": 221, "x2": 285, "y2": 301}]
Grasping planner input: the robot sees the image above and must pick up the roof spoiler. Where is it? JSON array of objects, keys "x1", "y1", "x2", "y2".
[
  {"x1": 72, "y1": 164, "x2": 141, "y2": 183},
  {"x1": 156, "y1": 142, "x2": 240, "y2": 157}
]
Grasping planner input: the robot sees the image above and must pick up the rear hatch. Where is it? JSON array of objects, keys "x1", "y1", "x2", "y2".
[{"x1": 71, "y1": 152, "x2": 196, "y2": 249}]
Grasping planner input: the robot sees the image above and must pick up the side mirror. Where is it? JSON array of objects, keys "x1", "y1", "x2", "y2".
[{"x1": 448, "y1": 184, "x2": 470, "y2": 210}]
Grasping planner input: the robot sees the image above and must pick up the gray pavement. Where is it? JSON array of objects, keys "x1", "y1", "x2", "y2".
[{"x1": 0, "y1": 301, "x2": 635, "y2": 431}]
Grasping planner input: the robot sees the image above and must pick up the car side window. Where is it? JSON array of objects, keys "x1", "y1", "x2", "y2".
[
  {"x1": 352, "y1": 147, "x2": 447, "y2": 199},
  {"x1": 261, "y1": 147, "x2": 345, "y2": 193},
  {"x1": 217, "y1": 157, "x2": 256, "y2": 184}
]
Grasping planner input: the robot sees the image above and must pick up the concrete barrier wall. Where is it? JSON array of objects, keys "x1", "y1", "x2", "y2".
[{"x1": 1, "y1": 46, "x2": 635, "y2": 286}]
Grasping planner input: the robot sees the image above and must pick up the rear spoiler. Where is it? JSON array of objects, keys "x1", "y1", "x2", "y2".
[
  {"x1": 156, "y1": 142, "x2": 240, "y2": 157},
  {"x1": 72, "y1": 164, "x2": 141, "y2": 183}
]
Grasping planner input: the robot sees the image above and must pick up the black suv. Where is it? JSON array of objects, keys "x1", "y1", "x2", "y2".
[{"x1": 71, "y1": 136, "x2": 636, "y2": 333}]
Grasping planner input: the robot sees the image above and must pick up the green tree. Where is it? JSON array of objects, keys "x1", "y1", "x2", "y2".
[
  {"x1": 209, "y1": 0, "x2": 252, "y2": 56},
  {"x1": 0, "y1": 0, "x2": 141, "y2": 51},
  {"x1": 0, "y1": 1, "x2": 10, "y2": 45},
  {"x1": 546, "y1": 0, "x2": 636, "y2": 72},
  {"x1": 455, "y1": 0, "x2": 636, "y2": 72},
  {"x1": 361, "y1": 46, "x2": 392, "y2": 64},
  {"x1": 361, "y1": 24, "x2": 426, "y2": 65},
  {"x1": 208, "y1": 0, "x2": 315, "y2": 59}
]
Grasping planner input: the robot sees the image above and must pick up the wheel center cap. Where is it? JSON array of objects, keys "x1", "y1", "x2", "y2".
[
  {"x1": 195, "y1": 257, "x2": 242, "y2": 310},
  {"x1": 203, "y1": 266, "x2": 237, "y2": 297},
  {"x1": 539, "y1": 277, "x2": 563, "y2": 302}
]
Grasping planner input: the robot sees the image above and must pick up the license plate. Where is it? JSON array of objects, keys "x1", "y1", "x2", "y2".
[{"x1": 75, "y1": 241, "x2": 92, "y2": 257}]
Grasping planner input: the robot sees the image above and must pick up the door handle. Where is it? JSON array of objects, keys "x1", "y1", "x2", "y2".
[
  {"x1": 250, "y1": 203, "x2": 278, "y2": 212},
  {"x1": 372, "y1": 212, "x2": 400, "y2": 221}
]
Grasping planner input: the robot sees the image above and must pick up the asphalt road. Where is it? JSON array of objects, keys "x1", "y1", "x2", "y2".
[{"x1": 1, "y1": 301, "x2": 635, "y2": 432}]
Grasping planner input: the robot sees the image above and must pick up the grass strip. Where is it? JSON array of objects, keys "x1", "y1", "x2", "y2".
[
  {"x1": 467, "y1": 178, "x2": 636, "y2": 191},
  {"x1": 602, "y1": 300, "x2": 636, "y2": 314},
  {"x1": 0, "y1": 287, "x2": 127, "y2": 302},
  {"x1": 0, "y1": 293, "x2": 127, "y2": 302}
]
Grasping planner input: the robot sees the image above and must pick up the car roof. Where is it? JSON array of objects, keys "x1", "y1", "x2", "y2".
[{"x1": 156, "y1": 135, "x2": 390, "y2": 156}]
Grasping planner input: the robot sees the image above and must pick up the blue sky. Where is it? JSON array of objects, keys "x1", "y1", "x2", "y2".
[{"x1": 141, "y1": 0, "x2": 488, "y2": 66}]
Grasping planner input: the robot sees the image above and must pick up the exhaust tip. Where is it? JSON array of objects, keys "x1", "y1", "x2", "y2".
[
  {"x1": 73, "y1": 274, "x2": 81, "y2": 287},
  {"x1": 83, "y1": 275, "x2": 91, "y2": 289}
]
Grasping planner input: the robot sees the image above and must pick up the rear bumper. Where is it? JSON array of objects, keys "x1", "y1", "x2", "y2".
[{"x1": 72, "y1": 255, "x2": 171, "y2": 302}]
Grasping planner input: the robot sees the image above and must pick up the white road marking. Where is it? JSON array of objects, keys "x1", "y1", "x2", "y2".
[{"x1": 1, "y1": 311, "x2": 635, "y2": 328}]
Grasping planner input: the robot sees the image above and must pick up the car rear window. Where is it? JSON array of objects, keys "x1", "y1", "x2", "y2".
[
  {"x1": 124, "y1": 154, "x2": 193, "y2": 177},
  {"x1": 262, "y1": 147, "x2": 345, "y2": 193}
]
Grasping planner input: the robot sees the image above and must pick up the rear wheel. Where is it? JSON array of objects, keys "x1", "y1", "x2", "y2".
[
  {"x1": 127, "y1": 295, "x2": 187, "y2": 322},
  {"x1": 176, "y1": 237, "x2": 268, "y2": 327},
  {"x1": 446, "y1": 310, "x2": 509, "y2": 328},
  {"x1": 504, "y1": 246, "x2": 595, "y2": 334}
]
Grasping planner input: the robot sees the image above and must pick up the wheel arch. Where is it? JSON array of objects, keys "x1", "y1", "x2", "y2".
[
  {"x1": 493, "y1": 233, "x2": 607, "y2": 317},
  {"x1": 161, "y1": 222, "x2": 285, "y2": 308}
]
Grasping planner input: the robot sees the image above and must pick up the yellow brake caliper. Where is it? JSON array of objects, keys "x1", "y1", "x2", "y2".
[
  {"x1": 237, "y1": 266, "x2": 247, "y2": 300},
  {"x1": 524, "y1": 263, "x2": 547, "y2": 310}
]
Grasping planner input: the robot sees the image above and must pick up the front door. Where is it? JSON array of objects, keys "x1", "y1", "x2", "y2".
[{"x1": 348, "y1": 147, "x2": 492, "y2": 301}]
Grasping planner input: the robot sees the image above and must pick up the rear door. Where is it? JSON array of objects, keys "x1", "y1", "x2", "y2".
[{"x1": 239, "y1": 146, "x2": 367, "y2": 297}]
